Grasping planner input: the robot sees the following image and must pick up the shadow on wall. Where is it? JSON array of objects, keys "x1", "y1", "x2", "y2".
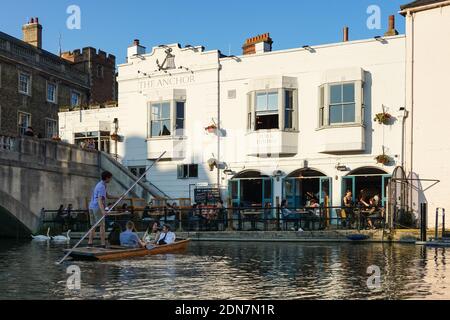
[
  {"x1": 121, "y1": 136, "x2": 216, "y2": 201},
  {"x1": 0, "y1": 205, "x2": 33, "y2": 238}
]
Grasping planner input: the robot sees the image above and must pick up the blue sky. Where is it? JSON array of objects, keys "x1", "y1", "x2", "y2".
[{"x1": 0, "y1": 0, "x2": 407, "y2": 63}]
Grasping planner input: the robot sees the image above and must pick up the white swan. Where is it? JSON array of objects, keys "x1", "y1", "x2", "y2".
[
  {"x1": 31, "y1": 227, "x2": 51, "y2": 241},
  {"x1": 52, "y1": 230, "x2": 71, "y2": 242}
]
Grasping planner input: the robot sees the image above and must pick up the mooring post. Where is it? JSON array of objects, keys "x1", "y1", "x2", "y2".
[
  {"x1": 420, "y1": 203, "x2": 427, "y2": 242},
  {"x1": 442, "y1": 209, "x2": 446, "y2": 239},
  {"x1": 435, "y1": 208, "x2": 439, "y2": 241}
]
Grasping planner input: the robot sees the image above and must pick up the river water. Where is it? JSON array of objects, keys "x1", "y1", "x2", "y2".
[{"x1": 0, "y1": 240, "x2": 448, "y2": 300}]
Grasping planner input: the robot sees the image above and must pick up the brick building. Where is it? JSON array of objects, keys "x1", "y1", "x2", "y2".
[{"x1": 0, "y1": 18, "x2": 116, "y2": 138}]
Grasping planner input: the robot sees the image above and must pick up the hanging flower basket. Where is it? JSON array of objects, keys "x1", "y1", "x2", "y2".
[
  {"x1": 205, "y1": 124, "x2": 217, "y2": 133},
  {"x1": 374, "y1": 112, "x2": 392, "y2": 125},
  {"x1": 111, "y1": 133, "x2": 120, "y2": 141},
  {"x1": 207, "y1": 158, "x2": 217, "y2": 171},
  {"x1": 375, "y1": 154, "x2": 391, "y2": 165}
]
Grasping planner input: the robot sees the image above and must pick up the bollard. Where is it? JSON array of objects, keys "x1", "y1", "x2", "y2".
[
  {"x1": 420, "y1": 203, "x2": 427, "y2": 242},
  {"x1": 435, "y1": 208, "x2": 439, "y2": 241}
]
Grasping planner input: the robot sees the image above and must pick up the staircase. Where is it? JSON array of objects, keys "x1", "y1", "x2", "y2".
[{"x1": 99, "y1": 152, "x2": 169, "y2": 202}]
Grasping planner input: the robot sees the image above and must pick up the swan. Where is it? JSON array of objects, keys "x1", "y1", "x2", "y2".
[
  {"x1": 52, "y1": 230, "x2": 71, "y2": 242},
  {"x1": 31, "y1": 227, "x2": 51, "y2": 241}
]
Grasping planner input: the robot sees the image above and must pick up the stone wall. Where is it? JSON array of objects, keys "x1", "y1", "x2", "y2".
[{"x1": 0, "y1": 137, "x2": 99, "y2": 236}]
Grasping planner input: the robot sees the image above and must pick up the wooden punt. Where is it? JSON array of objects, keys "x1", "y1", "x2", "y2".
[{"x1": 64, "y1": 239, "x2": 191, "y2": 261}]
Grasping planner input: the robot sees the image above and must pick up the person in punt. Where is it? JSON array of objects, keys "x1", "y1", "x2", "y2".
[
  {"x1": 120, "y1": 221, "x2": 146, "y2": 248},
  {"x1": 157, "y1": 224, "x2": 176, "y2": 246}
]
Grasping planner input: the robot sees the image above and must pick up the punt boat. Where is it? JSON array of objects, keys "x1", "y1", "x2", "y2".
[{"x1": 64, "y1": 239, "x2": 191, "y2": 261}]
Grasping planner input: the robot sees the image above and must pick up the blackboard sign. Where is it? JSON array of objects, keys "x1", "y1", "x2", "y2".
[{"x1": 194, "y1": 188, "x2": 221, "y2": 205}]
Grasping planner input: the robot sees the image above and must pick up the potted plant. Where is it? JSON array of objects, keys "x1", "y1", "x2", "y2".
[
  {"x1": 207, "y1": 158, "x2": 217, "y2": 171},
  {"x1": 52, "y1": 136, "x2": 62, "y2": 142},
  {"x1": 59, "y1": 106, "x2": 70, "y2": 112},
  {"x1": 111, "y1": 133, "x2": 120, "y2": 142},
  {"x1": 205, "y1": 124, "x2": 217, "y2": 133},
  {"x1": 374, "y1": 112, "x2": 392, "y2": 125},
  {"x1": 375, "y1": 154, "x2": 391, "y2": 165}
]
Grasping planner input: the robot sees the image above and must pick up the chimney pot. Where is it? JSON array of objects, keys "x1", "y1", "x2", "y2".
[
  {"x1": 384, "y1": 15, "x2": 399, "y2": 37},
  {"x1": 30, "y1": 18, "x2": 34, "y2": 24},
  {"x1": 343, "y1": 26, "x2": 349, "y2": 42},
  {"x1": 242, "y1": 33, "x2": 273, "y2": 55},
  {"x1": 134, "y1": 39, "x2": 140, "y2": 46},
  {"x1": 35, "y1": 17, "x2": 39, "y2": 23}
]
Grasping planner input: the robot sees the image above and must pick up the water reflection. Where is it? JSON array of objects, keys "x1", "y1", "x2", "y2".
[{"x1": 0, "y1": 240, "x2": 449, "y2": 300}]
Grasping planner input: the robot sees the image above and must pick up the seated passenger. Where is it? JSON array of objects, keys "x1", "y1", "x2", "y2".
[
  {"x1": 108, "y1": 222, "x2": 122, "y2": 246},
  {"x1": 120, "y1": 221, "x2": 146, "y2": 248},
  {"x1": 157, "y1": 224, "x2": 176, "y2": 245}
]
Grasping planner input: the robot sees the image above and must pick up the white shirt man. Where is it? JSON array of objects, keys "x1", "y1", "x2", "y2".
[{"x1": 157, "y1": 225, "x2": 176, "y2": 245}]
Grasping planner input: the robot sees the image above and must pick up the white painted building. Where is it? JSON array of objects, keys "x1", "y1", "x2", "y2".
[
  {"x1": 401, "y1": 0, "x2": 450, "y2": 226},
  {"x1": 60, "y1": 17, "x2": 409, "y2": 217}
]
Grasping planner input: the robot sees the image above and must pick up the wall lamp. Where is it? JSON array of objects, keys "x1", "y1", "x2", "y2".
[
  {"x1": 336, "y1": 164, "x2": 349, "y2": 172},
  {"x1": 302, "y1": 45, "x2": 315, "y2": 53},
  {"x1": 223, "y1": 169, "x2": 235, "y2": 176},
  {"x1": 374, "y1": 36, "x2": 387, "y2": 44}
]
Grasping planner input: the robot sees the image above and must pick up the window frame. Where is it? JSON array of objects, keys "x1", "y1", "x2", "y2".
[
  {"x1": 148, "y1": 100, "x2": 186, "y2": 139},
  {"x1": 318, "y1": 80, "x2": 364, "y2": 128},
  {"x1": 45, "y1": 118, "x2": 58, "y2": 139},
  {"x1": 46, "y1": 81, "x2": 58, "y2": 104},
  {"x1": 71, "y1": 90, "x2": 81, "y2": 107},
  {"x1": 18, "y1": 71, "x2": 31, "y2": 96},
  {"x1": 177, "y1": 164, "x2": 199, "y2": 179},
  {"x1": 248, "y1": 88, "x2": 298, "y2": 132},
  {"x1": 18, "y1": 111, "x2": 31, "y2": 136}
]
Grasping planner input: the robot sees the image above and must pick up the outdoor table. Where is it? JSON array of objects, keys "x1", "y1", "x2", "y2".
[{"x1": 242, "y1": 210, "x2": 261, "y2": 231}]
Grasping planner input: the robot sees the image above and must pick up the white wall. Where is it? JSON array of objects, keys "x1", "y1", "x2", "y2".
[
  {"x1": 404, "y1": 5, "x2": 450, "y2": 225},
  {"x1": 62, "y1": 37, "x2": 407, "y2": 205}
]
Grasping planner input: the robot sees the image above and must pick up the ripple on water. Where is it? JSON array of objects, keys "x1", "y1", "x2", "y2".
[{"x1": 0, "y1": 241, "x2": 449, "y2": 299}]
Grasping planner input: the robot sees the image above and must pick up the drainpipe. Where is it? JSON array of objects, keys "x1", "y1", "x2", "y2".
[
  {"x1": 217, "y1": 55, "x2": 222, "y2": 188},
  {"x1": 409, "y1": 11, "x2": 415, "y2": 212}
]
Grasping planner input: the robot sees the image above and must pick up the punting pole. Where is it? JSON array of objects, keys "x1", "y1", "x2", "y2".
[{"x1": 56, "y1": 151, "x2": 167, "y2": 265}]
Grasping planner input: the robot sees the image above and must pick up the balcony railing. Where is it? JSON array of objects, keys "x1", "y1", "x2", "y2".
[{"x1": 0, "y1": 136, "x2": 15, "y2": 151}]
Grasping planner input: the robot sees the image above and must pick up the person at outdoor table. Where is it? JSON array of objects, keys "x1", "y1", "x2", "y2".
[
  {"x1": 281, "y1": 200, "x2": 297, "y2": 218},
  {"x1": 157, "y1": 224, "x2": 176, "y2": 245},
  {"x1": 366, "y1": 196, "x2": 383, "y2": 229},
  {"x1": 120, "y1": 221, "x2": 146, "y2": 248},
  {"x1": 342, "y1": 190, "x2": 354, "y2": 227}
]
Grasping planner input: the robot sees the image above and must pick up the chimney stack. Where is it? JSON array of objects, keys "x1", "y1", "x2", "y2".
[
  {"x1": 343, "y1": 26, "x2": 349, "y2": 42},
  {"x1": 384, "y1": 15, "x2": 399, "y2": 36},
  {"x1": 127, "y1": 39, "x2": 146, "y2": 60},
  {"x1": 242, "y1": 33, "x2": 273, "y2": 55},
  {"x1": 22, "y1": 17, "x2": 42, "y2": 49}
]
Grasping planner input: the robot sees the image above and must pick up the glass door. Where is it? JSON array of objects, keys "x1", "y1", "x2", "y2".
[
  {"x1": 382, "y1": 175, "x2": 392, "y2": 207},
  {"x1": 262, "y1": 179, "x2": 273, "y2": 207},
  {"x1": 342, "y1": 176, "x2": 356, "y2": 203},
  {"x1": 229, "y1": 180, "x2": 240, "y2": 207},
  {"x1": 319, "y1": 177, "x2": 332, "y2": 207}
]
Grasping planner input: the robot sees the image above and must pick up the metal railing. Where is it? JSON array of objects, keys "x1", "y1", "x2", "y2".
[{"x1": 41, "y1": 205, "x2": 388, "y2": 233}]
